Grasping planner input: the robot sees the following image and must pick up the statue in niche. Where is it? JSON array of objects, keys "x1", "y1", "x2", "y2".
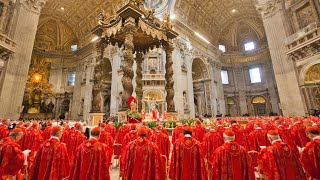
[
  {"x1": 183, "y1": 91, "x2": 189, "y2": 110},
  {"x1": 40, "y1": 102, "x2": 47, "y2": 113},
  {"x1": 47, "y1": 101, "x2": 54, "y2": 113},
  {"x1": 61, "y1": 92, "x2": 70, "y2": 112},
  {"x1": 79, "y1": 99, "x2": 84, "y2": 115},
  {"x1": 118, "y1": 92, "x2": 122, "y2": 108},
  {"x1": 104, "y1": 94, "x2": 110, "y2": 114}
]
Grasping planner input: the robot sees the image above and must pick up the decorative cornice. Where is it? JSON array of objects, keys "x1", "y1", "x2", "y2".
[
  {"x1": 256, "y1": 0, "x2": 282, "y2": 18},
  {"x1": 20, "y1": 0, "x2": 47, "y2": 15}
]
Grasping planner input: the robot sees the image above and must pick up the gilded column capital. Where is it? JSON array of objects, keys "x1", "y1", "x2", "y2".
[
  {"x1": 20, "y1": 0, "x2": 48, "y2": 14},
  {"x1": 256, "y1": 0, "x2": 282, "y2": 18}
]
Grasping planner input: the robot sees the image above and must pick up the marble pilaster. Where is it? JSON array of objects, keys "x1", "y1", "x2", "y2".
[
  {"x1": 0, "y1": 0, "x2": 48, "y2": 119},
  {"x1": 256, "y1": 0, "x2": 306, "y2": 115}
]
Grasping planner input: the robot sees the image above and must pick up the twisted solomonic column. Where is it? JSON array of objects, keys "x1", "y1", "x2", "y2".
[
  {"x1": 164, "y1": 41, "x2": 175, "y2": 112},
  {"x1": 121, "y1": 32, "x2": 135, "y2": 110},
  {"x1": 135, "y1": 52, "x2": 144, "y2": 112}
]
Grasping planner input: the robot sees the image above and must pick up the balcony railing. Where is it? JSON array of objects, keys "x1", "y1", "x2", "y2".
[
  {"x1": 0, "y1": 32, "x2": 16, "y2": 53},
  {"x1": 143, "y1": 74, "x2": 165, "y2": 80},
  {"x1": 286, "y1": 22, "x2": 319, "y2": 45}
]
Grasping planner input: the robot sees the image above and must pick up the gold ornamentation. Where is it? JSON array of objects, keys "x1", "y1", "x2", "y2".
[
  {"x1": 231, "y1": 144, "x2": 237, "y2": 150},
  {"x1": 24, "y1": 55, "x2": 54, "y2": 112},
  {"x1": 305, "y1": 64, "x2": 320, "y2": 83},
  {"x1": 252, "y1": 96, "x2": 266, "y2": 104}
]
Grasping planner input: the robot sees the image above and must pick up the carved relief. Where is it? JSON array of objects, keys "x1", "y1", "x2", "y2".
[
  {"x1": 21, "y1": 0, "x2": 47, "y2": 14},
  {"x1": 296, "y1": 4, "x2": 317, "y2": 28},
  {"x1": 256, "y1": 0, "x2": 281, "y2": 18}
]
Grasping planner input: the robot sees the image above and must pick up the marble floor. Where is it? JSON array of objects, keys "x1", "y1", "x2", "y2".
[{"x1": 110, "y1": 161, "x2": 121, "y2": 180}]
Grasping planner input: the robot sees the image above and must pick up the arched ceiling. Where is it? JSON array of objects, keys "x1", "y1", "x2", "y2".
[
  {"x1": 40, "y1": 0, "x2": 127, "y2": 46},
  {"x1": 192, "y1": 58, "x2": 209, "y2": 81},
  {"x1": 39, "y1": 0, "x2": 265, "y2": 48},
  {"x1": 219, "y1": 18, "x2": 266, "y2": 53},
  {"x1": 174, "y1": 0, "x2": 263, "y2": 44},
  {"x1": 34, "y1": 19, "x2": 78, "y2": 52}
]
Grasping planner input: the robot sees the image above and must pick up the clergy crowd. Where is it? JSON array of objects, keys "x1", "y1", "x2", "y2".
[{"x1": 0, "y1": 116, "x2": 319, "y2": 180}]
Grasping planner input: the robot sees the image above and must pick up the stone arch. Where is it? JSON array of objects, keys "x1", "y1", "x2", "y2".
[
  {"x1": 299, "y1": 59, "x2": 320, "y2": 85},
  {"x1": 192, "y1": 58, "x2": 209, "y2": 81}
]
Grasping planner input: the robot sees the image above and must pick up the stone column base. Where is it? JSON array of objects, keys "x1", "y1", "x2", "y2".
[
  {"x1": 166, "y1": 112, "x2": 178, "y2": 121},
  {"x1": 89, "y1": 113, "x2": 104, "y2": 126}
]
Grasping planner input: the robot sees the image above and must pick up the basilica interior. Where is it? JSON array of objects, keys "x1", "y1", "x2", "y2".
[{"x1": 0, "y1": 0, "x2": 319, "y2": 121}]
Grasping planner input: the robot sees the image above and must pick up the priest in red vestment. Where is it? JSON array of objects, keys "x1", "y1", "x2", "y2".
[
  {"x1": 61, "y1": 122, "x2": 71, "y2": 144},
  {"x1": 66, "y1": 123, "x2": 86, "y2": 160},
  {"x1": 258, "y1": 130, "x2": 306, "y2": 180},
  {"x1": 172, "y1": 120, "x2": 184, "y2": 144},
  {"x1": 202, "y1": 127, "x2": 223, "y2": 162},
  {"x1": 300, "y1": 127, "x2": 320, "y2": 179},
  {"x1": 0, "y1": 119, "x2": 10, "y2": 140},
  {"x1": 230, "y1": 121, "x2": 249, "y2": 150},
  {"x1": 121, "y1": 127, "x2": 165, "y2": 180},
  {"x1": 98, "y1": 123, "x2": 114, "y2": 157},
  {"x1": 141, "y1": 122, "x2": 153, "y2": 138},
  {"x1": 0, "y1": 128, "x2": 25, "y2": 179},
  {"x1": 215, "y1": 124, "x2": 225, "y2": 140},
  {"x1": 115, "y1": 121, "x2": 131, "y2": 146},
  {"x1": 41, "y1": 121, "x2": 53, "y2": 140},
  {"x1": 192, "y1": 120, "x2": 207, "y2": 143},
  {"x1": 247, "y1": 123, "x2": 267, "y2": 151},
  {"x1": 289, "y1": 118, "x2": 309, "y2": 147},
  {"x1": 150, "y1": 125, "x2": 170, "y2": 159},
  {"x1": 276, "y1": 120, "x2": 298, "y2": 154},
  {"x1": 211, "y1": 130, "x2": 253, "y2": 180},
  {"x1": 29, "y1": 126, "x2": 70, "y2": 180},
  {"x1": 69, "y1": 127, "x2": 112, "y2": 180},
  {"x1": 123, "y1": 124, "x2": 138, "y2": 148},
  {"x1": 169, "y1": 125, "x2": 207, "y2": 180},
  {"x1": 19, "y1": 122, "x2": 43, "y2": 151},
  {"x1": 104, "y1": 121, "x2": 117, "y2": 139}
]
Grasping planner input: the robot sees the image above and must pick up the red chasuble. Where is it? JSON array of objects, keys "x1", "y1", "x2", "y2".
[
  {"x1": 121, "y1": 137, "x2": 165, "y2": 180},
  {"x1": 289, "y1": 122, "x2": 309, "y2": 147},
  {"x1": 300, "y1": 138, "x2": 320, "y2": 179},
  {"x1": 98, "y1": 131, "x2": 114, "y2": 156},
  {"x1": 193, "y1": 124, "x2": 208, "y2": 143},
  {"x1": 247, "y1": 129, "x2": 267, "y2": 151},
  {"x1": 0, "y1": 125, "x2": 9, "y2": 140},
  {"x1": 69, "y1": 138, "x2": 112, "y2": 180},
  {"x1": 202, "y1": 130, "x2": 223, "y2": 161},
  {"x1": 28, "y1": 138, "x2": 70, "y2": 180},
  {"x1": 258, "y1": 141, "x2": 306, "y2": 180},
  {"x1": 19, "y1": 128, "x2": 44, "y2": 151},
  {"x1": 41, "y1": 126, "x2": 52, "y2": 140},
  {"x1": 116, "y1": 125, "x2": 131, "y2": 145},
  {"x1": 172, "y1": 125, "x2": 183, "y2": 144},
  {"x1": 211, "y1": 141, "x2": 253, "y2": 180},
  {"x1": 0, "y1": 137, "x2": 24, "y2": 179},
  {"x1": 277, "y1": 125, "x2": 299, "y2": 154},
  {"x1": 104, "y1": 124, "x2": 117, "y2": 139},
  {"x1": 231, "y1": 124, "x2": 249, "y2": 150},
  {"x1": 169, "y1": 137, "x2": 207, "y2": 180},
  {"x1": 123, "y1": 131, "x2": 138, "y2": 148},
  {"x1": 150, "y1": 131, "x2": 170, "y2": 159},
  {"x1": 66, "y1": 130, "x2": 86, "y2": 160},
  {"x1": 215, "y1": 125, "x2": 225, "y2": 140},
  {"x1": 61, "y1": 125, "x2": 71, "y2": 144}
]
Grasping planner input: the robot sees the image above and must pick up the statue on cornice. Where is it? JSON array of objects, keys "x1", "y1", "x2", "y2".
[
  {"x1": 97, "y1": 10, "x2": 106, "y2": 25},
  {"x1": 145, "y1": 8, "x2": 156, "y2": 23},
  {"x1": 162, "y1": 13, "x2": 173, "y2": 29}
]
